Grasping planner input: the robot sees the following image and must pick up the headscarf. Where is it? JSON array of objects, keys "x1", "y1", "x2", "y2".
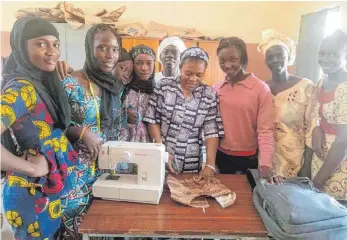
[
  {"x1": 157, "y1": 37, "x2": 187, "y2": 64},
  {"x1": 257, "y1": 29, "x2": 296, "y2": 65},
  {"x1": 2, "y1": 16, "x2": 71, "y2": 153},
  {"x1": 126, "y1": 44, "x2": 156, "y2": 95},
  {"x1": 180, "y1": 46, "x2": 209, "y2": 66},
  {"x1": 83, "y1": 24, "x2": 123, "y2": 130},
  {"x1": 118, "y1": 48, "x2": 133, "y2": 62}
]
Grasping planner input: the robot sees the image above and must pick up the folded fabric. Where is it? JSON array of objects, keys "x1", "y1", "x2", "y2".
[{"x1": 166, "y1": 175, "x2": 236, "y2": 209}]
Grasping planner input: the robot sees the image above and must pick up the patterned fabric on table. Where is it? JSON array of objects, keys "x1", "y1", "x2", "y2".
[
  {"x1": 144, "y1": 77, "x2": 224, "y2": 173},
  {"x1": 166, "y1": 175, "x2": 236, "y2": 208},
  {"x1": 272, "y1": 78, "x2": 316, "y2": 177},
  {"x1": 311, "y1": 78, "x2": 347, "y2": 201},
  {"x1": 1, "y1": 79, "x2": 79, "y2": 239},
  {"x1": 60, "y1": 76, "x2": 125, "y2": 239}
]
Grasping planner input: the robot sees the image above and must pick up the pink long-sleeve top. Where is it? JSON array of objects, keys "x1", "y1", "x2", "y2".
[{"x1": 214, "y1": 73, "x2": 275, "y2": 168}]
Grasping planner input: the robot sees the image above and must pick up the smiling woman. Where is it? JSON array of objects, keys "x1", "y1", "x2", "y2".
[
  {"x1": 59, "y1": 24, "x2": 126, "y2": 239},
  {"x1": 258, "y1": 29, "x2": 315, "y2": 179},
  {"x1": 1, "y1": 16, "x2": 77, "y2": 239}
]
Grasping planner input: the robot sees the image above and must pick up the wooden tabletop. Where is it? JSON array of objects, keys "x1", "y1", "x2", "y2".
[{"x1": 79, "y1": 174, "x2": 267, "y2": 238}]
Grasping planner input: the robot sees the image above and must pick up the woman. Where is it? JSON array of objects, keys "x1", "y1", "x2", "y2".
[
  {"x1": 214, "y1": 37, "x2": 279, "y2": 182},
  {"x1": 114, "y1": 48, "x2": 134, "y2": 85},
  {"x1": 1, "y1": 16, "x2": 78, "y2": 239},
  {"x1": 155, "y1": 36, "x2": 187, "y2": 84},
  {"x1": 122, "y1": 44, "x2": 156, "y2": 143},
  {"x1": 258, "y1": 29, "x2": 315, "y2": 178},
  {"x1": 311, "y1": 29, "x2": 347, "y2": 201},
  {"x1": 144, "y1": 47, "x2": 224, "y2": 180},
  {"x1": 60, "y1": 24, "x2": 124, "y2": 238}
]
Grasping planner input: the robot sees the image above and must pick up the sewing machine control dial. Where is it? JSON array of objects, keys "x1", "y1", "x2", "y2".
[{"x1": 121, "y1": 151, "x2": 131, "y2": 162}]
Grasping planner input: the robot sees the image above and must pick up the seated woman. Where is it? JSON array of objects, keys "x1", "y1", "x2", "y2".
[
  {"x1": 214, "y1": 37, "x2": 279, "y2": 183},
  {"x1": 155, "y1": 36, "x2": 187, "y2": 84},
  {"x1": 311, "y1": 29, "x2": 347, "y2": 202},
  {"x1": 257, "y1": 29, "x2": 315, "y2": 178},
  {"x1": 1, "y1": 16, "x2": 77, "y2": 239},
  {"x1": 122, "y1": 45, "x2": 156, "y2": 143},
  {"x1": 144, "y1": 47, "x2": 224, "y2": 181},
  {"x1": 60, "y1": 24, "x2": 125, "y2": 238}
]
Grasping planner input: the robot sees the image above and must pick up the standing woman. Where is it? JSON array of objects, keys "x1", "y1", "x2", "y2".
[
  {"x1": 311, "y1": 29, "x2": 347, "y2": 201},
  {"x1": 60, "y1": 24, "x2": 124, "y2": 238},
  {"x1": 1, "y1": 16, "x2": 78, "y2": 239},
  {"x1": 122, "y1": 44, "x2": 156, "y2": 142},
  {"x1": 215, "y1": 37, "x2": 279, "y2": 182},
  {"x1": 258, "y1": 29, "x2": 315, "y2": 178}
]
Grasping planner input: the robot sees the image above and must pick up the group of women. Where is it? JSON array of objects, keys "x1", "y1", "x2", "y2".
[{"x1": 0, "y1": 16, "x2": 346, "y2": 239}]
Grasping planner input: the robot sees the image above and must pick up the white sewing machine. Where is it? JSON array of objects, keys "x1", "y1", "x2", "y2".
[{"x1": 92, "y1": 141, "x2": 168, "y2": 204}]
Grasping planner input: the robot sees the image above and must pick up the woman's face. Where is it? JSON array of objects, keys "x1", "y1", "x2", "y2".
[
  {"x1": 134, "y1": 54, "x2": 155, "y2": 81},
  {"x1": 160, "y1": 45, "x2": 180, "y2": 70},
  {"x1": 94, "y1": 30, "x2": 120, "y2": 73},
  {"x1": 265, "y1": 45, "x2": 289, "y2": 75},
  {"x1": 217, "y1": 46, "x2": 243, "y2": 78},
  {"x1": 318, "y1": 39, "x2": 347, "y2": 75},
  {"x1": 27, "y1": 35, "x2": 60, "y2": 72},
  {"x1": 115, "y1": 60, "x2": 134, "y2": 84},
  {"x1": 180, "y1": 58, "x2": 206, "y2": 92}
]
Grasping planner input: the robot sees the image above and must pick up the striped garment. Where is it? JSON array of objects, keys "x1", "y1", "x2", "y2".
[{"x1": 144, "y1": 77, "x2": 224, "y2": 173}]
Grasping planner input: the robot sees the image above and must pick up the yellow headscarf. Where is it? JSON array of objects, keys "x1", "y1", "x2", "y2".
[{"x1": 257, "y1": 29, "x2": 296, "y2": 66}]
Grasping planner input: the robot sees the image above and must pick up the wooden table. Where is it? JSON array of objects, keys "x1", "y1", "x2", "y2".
[{"x1": 80, "y1": 174, "x2": 267, "y2": 239}]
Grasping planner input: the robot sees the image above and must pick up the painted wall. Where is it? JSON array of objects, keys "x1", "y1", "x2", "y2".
[
  {"x1": 0, "y1": 1, "x2": 344, "y2": 80},
  {"x1": 0, "y1": 1, "x2": 342, "y2": 42}
]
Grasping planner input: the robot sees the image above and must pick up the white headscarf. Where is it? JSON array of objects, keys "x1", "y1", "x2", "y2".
[
  {"x1": 257, "y1": 29, "x2": 296, "y2": 65},
  {"x1": 157, "y1": 37, "x2": 187, "y2": 64}
]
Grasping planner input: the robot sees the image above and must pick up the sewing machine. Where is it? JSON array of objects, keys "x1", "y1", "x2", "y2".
[{"x1": 92, "y1": 141, "x2": 168, "y2": 204}]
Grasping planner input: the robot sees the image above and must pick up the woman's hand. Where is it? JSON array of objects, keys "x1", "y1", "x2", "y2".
[
  {"x1": 26, "y1": 154, "x2": 49, "y2": 177},
  {"x1": 312, "y1": 126, "x2": 326, "y2": 158},
  {"x1": 259, "y1": 166, "x2": 283, "y2": 184},
  {"x1": 56, "y1": 61, "x2": 74, "y2": 81},
  {"x1": 313, "y1": 177, "x2": 325, "y2": 191},
  {"x1": 166, "y1": 154, "x2": 179, "y2": 174},
  {"x1": 82, "y1": 129, "x2": 103, "y2": 160},
  {"x1": 127, "y1": 110, "x2": 138, "y2": 124},
  {"x1": 200, "y1": 165, "x2": 216, "y2": 183}
]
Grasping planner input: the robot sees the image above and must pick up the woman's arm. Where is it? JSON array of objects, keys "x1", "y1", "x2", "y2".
[{"x1": 313, "y1": 125, "x2": 347, "y2": 188}]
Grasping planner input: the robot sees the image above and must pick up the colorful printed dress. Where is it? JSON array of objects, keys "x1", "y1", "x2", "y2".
[
  {"x1": 121, "y1": 89, "x2": 151, "y2": 142},
  {"x1": 1, "y1": 79, "x2": 78, "y2": 240},
  {"x1": 311, "y1": 79, "x2": 347, "y2": 201},
  {"x1": 60, "y1": 76, "x2": 126, "y2": 237},
  {"x1": 272, "y1": 79, "x2": 316, "y2": 177}
]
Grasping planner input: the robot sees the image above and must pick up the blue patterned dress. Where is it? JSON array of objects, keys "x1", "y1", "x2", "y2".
[
  {"x1": 1, "y1": 79, "x2": 78, "y2": 240},
  {"x1": 60, "y1": 76, "x2": 126, "y2": 237}
]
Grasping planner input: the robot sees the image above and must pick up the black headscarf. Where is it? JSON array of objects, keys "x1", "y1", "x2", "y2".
[
  {"x1": 119, "y1": 48, "x2": 133, "y2": 62},
  {"x1": 83, "y1": 24, "x2": 123, "y2": 130},
  {"x1": 2, "y1": 16, "x2": 71, "y2": 153},
  {"x1": 126, "y1": 44, "x2": 156, "y2": 95}
]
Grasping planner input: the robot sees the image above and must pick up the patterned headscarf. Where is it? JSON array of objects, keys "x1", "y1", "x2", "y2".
[
  {"x1": 180, "y1": 47, "x2": 209, "y2": 66},
  {"x1": 257, "y1": 29, "x2": 296, "y2": 65},
  {"x1": 126, "y1": 45, "x2": 156, "y2": 95},
  {"x1": 157, "y1": 37, "x2": 187, "y2": 64},
  {"x1": 130, "y1": 44, "x2": 156, "y2": 60}
]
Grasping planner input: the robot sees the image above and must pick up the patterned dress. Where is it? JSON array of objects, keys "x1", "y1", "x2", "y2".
[
  {"x1": 122, "y1": 89, "x2": 151, "y2": 143},
  {"x1": 1, "y1": 79, "x2": 78, "y2": 240},
  {"x1": 144, "y1": 77, "x2": 224, "y2": 173},
  {"x1": 60, "y1": 76, "x2": 126, "y2": 237},
  {"x1": 311, "y1": 79, "x2": 347, "y2": 201},
  {"x1": 272, "y1": 79, "x2": 316, "y2": 177}
]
